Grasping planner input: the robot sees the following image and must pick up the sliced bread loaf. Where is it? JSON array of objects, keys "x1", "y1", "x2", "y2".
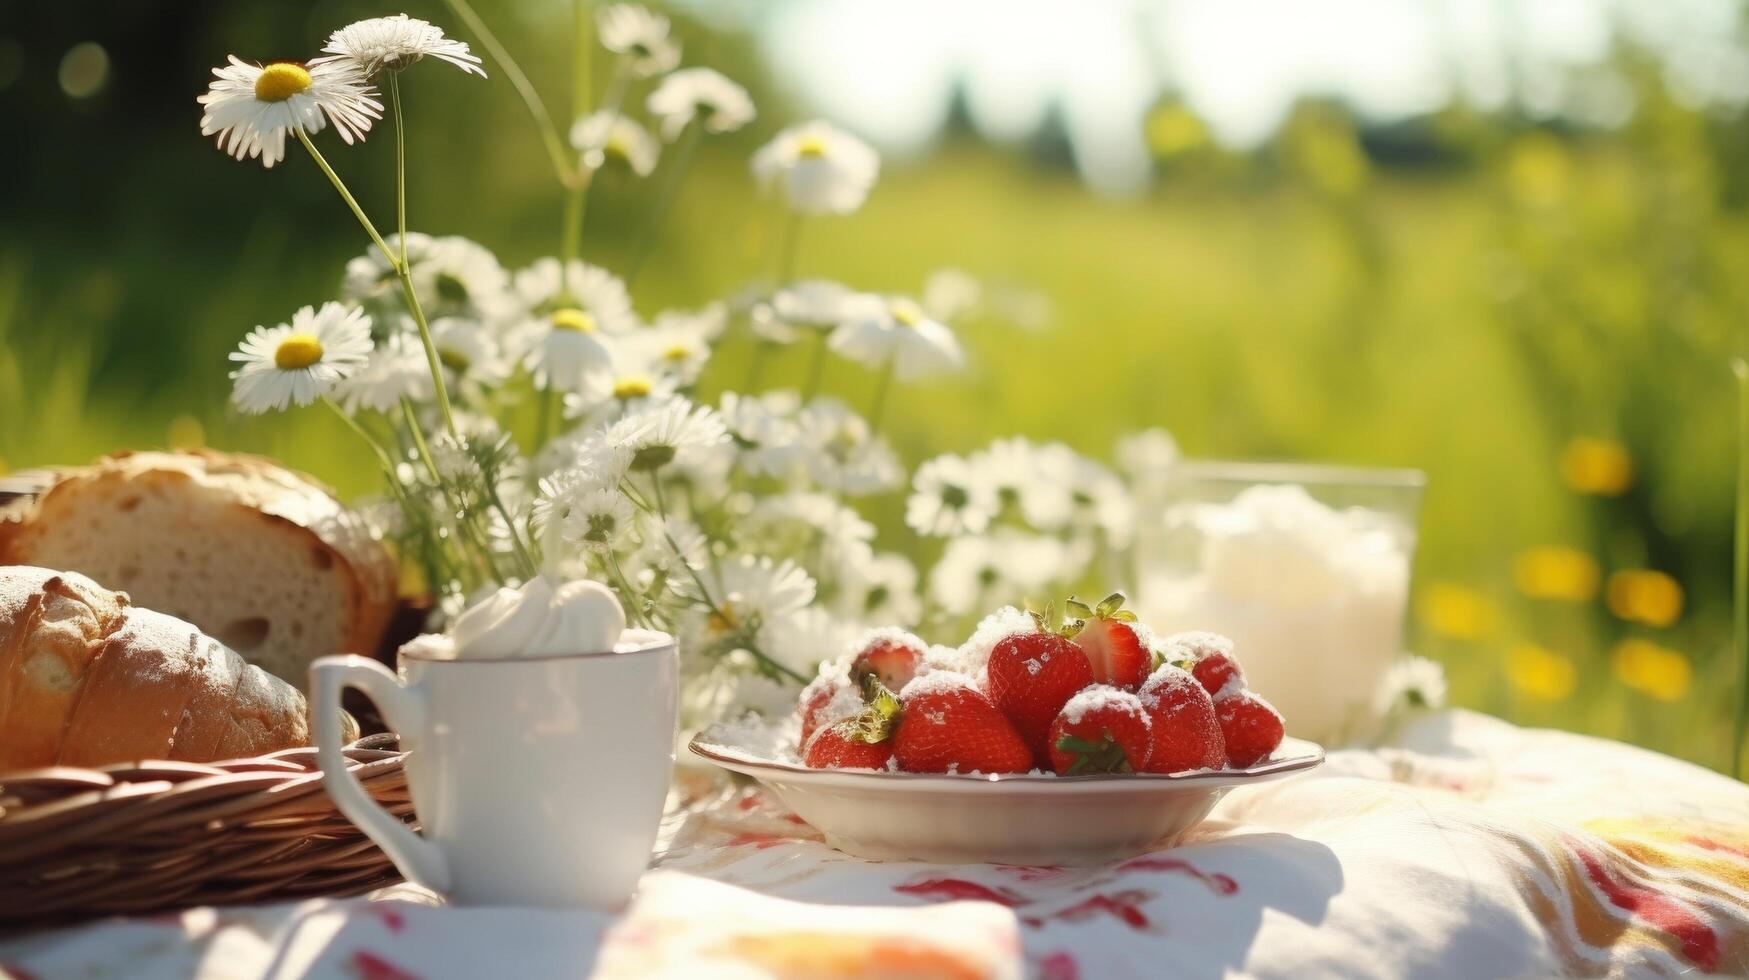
[{"x1": 0, "y1": 450, "x2": 397, "y2": 690}]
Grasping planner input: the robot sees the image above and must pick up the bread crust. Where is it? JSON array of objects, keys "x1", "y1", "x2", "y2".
[
  {"x1": 0, "y1": 450, "x2": 397, "y2": 687},
  {"x1": 0, "y1": 566, "x2": 344, "y2": 770}
]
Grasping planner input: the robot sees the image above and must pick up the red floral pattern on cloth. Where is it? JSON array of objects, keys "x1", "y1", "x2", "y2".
[{"x1": 5, "y1": 711, "x2": 1749, "y2": 979}]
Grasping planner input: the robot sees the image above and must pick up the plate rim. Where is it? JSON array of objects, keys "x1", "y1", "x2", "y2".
[{"x1": 688, "y1": 728, "x2": 1325, "y2": 787}]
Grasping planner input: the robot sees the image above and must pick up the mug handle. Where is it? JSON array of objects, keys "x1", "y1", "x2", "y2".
[{"x1": 311, "y1": 655, "x2": 452, "y2": 893}]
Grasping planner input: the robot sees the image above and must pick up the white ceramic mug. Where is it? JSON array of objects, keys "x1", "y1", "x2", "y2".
[{"x1": 311, "y1": 630, "x2": 679, "y2": 909}]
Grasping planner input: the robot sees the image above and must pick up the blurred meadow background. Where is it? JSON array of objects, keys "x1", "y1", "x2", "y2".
[{"x1": 3, "y1": 1, "x2": 1746, "y2": 768}]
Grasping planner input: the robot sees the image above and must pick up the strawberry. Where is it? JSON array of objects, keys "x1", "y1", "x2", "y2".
[
  {"x1": 803, "y1": 723, "x2": 896, "y2": 770},
  {"x1": 1067, "y1": 593, "x2": 1151, "y2": 691},
  {"x1": 802, "y1": 677, "x2": 900, "y2": 771},
  {"x1": 986, "y1": 614, "x2": 1096, "y2": 762},
  {"x1": 1192, "y1": 653, "x2": 1244, "y2": 698},
  {"x1": 893, "y1": 672, "x2": 1033, "y2": 774},
  {"x1": 1046, "y1": 686, "x2": 1153, "y2": 775},
  {"x1": 797, "y1": 679, "x2": 840, "y2": 745},
  {"x1": 848, "y1": 630, "x2": 925, "y2": 692},
  {"x1": 1137, "y1": 664, "x2": 1226, "y2": 773},
  {"x1": 1216, "y1": 690, "x2": 1284, "y2": 768}
]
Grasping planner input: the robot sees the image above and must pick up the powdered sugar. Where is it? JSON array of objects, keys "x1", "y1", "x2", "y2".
[
  {"x1": 1059, "y1": 684, "x2": 1144, "y2": 725},
  {"x1": 851, "y1": 625, "x2": 927, "y2": 656},
  {"x1": 955, "y1": 605, "x2": 1034, "y2": 678},
  {"x1": 1212, "y1": 674, "x2": 1247, "y2": 703},
  {"x1": 1139, "y1": 663, "x2": 1200, "y2": 701},
  {"x1": 818, "y1": 684, "x2": 865, "y2": 727},
  {"x1": 899, "y1": 669, "x2": 978, "y2": 701},
  {"x1": 1159, "y1": 630, "x2": 1233, "y2": 661}
]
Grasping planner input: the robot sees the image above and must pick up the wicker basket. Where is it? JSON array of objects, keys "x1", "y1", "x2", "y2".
[{"x1": 0, "y1": 734, "x2": 410, "y2": 931}]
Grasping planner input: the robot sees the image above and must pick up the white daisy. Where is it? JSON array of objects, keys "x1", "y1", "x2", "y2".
[
  {"x1": 742, "y1": 492, "x2": 876, "y2": 582},
  {"x1": 333, "y1": 329, "x2": 433, "y2": 412},
  {"x1": 718, "y1": 391, "x2": 805, "y2": 479},
  {"x1": 626, "y1": 513, "x2": 709, "y2": 582},
  {"x1": 319, "y1": 14, "x2": 485, "y2": 77},
  {"x1": 1115, "y1": 428, "x2": 1181, "y2": 483},
  {"x1": 972, "y1": 437, "x2": 1072, "y2": 531},
  {"x1": 923, "y1": 267, "x2": 983, "y2": 322},
  {"x1": 835, "y1": 551, "x2": 922, "y2": 628},
  {"x1": 341, "y1": 233, "x2": 511, "y2": 321},
  {"x1": 561, "y1": 487, "x2": 634, "y2": 554},
  {"x1": 646, "y1": 67, "x2": 754, "y2": 141},
  {"x1": 429, "y1": 316, "x2": 511, "y2": 392},
  {"x1": 642, "y1": 315, "x2": 714, "y2": 385},
  {"x1": 688, "y1": 554, "x2": 817, "y2": 643},
  {"x1": 509, "y1": 259, "x2": 635, "y2": 392},
  {"x1": 229, "y1": 302, "x2": 373, "y2": 413},
  {"x1": 762, "y1": 606, "x2": 858, "y2": 685},
  {"x1": 531, "y1": 467, "x2": 613, "y2": 550},
  {"x1": 430, "y1": 432, "x2": 483, "y2": 486},
  {"x1": 564, "y1": 349, "x2": 682, "y2": 429},
  {"x1": 829, "y1": 293, "x2": 964, "y2": 381},
  {"x1": 1374, "y1": 656, "x2": 1448, "y2": 715},
  {"x1": 1044, "y1": 445, "x2": 1133, "y2": 543},
  {"x1": 570, "y1": 110, "x2": 660, "y2": 177},
  {"x1": 607, "y1": 397, "x2": 729, "y2": 472},
  {"x1": 653, "y1": 302, "x2": 728, "y2": 342},
  {"x1": 905, "y1": 453, "x2": 999, "y2": 537},
  {"x1": 198, "y1": 56, "x2": 381, "y2": 167},
  {"x1": 795, "y1": 397, "x2": 903, "y2": 495},
  {"x1": 750, "y1": 279, "x2": 854, "y2": 345},
  {"x1": 596, "y1": 4, "x2": 681, "y2": 78},
  {"x1": 752, "y1": 120, "x2": 880, "y2": 216},
  {"x1": 929, "y1": 531, "x2": 1086, "y2": 618}
]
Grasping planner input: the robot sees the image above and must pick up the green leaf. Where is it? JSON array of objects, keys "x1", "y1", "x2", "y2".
[{"x1": 1065, "y1": 597, "x2": 1095, "y2": 619}]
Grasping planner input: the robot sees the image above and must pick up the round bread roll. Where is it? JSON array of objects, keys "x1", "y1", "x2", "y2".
[{"x1": 0, "y1": 565, "x2": 351, "y2": 770}]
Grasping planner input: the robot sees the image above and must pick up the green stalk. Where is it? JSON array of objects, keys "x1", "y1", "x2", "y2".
[
  {"x1": 440, "y1": 0, "x2": 575, "y2": 188},
  {"x1": 866, "y1": 357, "x2": 896, "y2": 436},
  {"x1": 625, "y1": 121, "x2": 704, "y2": 286},
  {"x1": 294, "y1": 129, "x2": 396, "y2": 266},
  {"x1": 1734, "y1": 358, "x2": 1749, "y2": 778},
  {"x1": 560, "y1": 55, "x2": 634, "y2": 266},
  {"x1": 384, "y1": 77, "x2": 461, "y2": 440}
]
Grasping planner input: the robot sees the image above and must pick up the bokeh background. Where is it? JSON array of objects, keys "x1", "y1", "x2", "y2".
[{"x1": 3, "y1": 1, "x2": 1745, "y2": 768}]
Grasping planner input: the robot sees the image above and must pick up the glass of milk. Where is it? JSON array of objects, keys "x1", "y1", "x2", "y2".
[{"x1": 1134, "y1": 462, "x2": 1424, "y2": 745}]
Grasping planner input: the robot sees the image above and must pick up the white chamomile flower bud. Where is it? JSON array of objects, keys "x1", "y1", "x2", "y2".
[
  {"x1": 198, "y1": 57, "x2": 382, "y2": 168},
  {"x1": 228, "y1": 302, "x2": 373, "y2": 413},
  {"x1": 751, "y1": 120, "x2": 880, "y2": 216}
]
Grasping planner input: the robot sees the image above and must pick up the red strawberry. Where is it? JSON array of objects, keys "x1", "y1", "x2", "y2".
[
  {"x1": 797, "y1": 675, "x2": 845, "y2": 745},
  {"x1": 986, "y1": 627, "x2": 1095, "y2": 762},
  {"x1": 848, "y1": 630, "x2": 925, "y2": 692},
  {"x1": 802, "y1": 723, "x2": 896, "y2": 770},
  {"x1": 1068, "y1": 594, "x2": 1151, "y2": 691},
  {"x1": 1216, "y1": 690, "x2": 1284, "y2": 768},
  {"x1": 1191, "y1": 652, "x2": 1244, "y2": 697},
  {"x1": 1046, "y1": 686, "x2": 1153, "y2": 775},
  {"x1": 802, "y1": 678, "x2": 900, "y2": 770},
  {"x1": 894, "y1": 673, "x2": 1034, "y2": 774},
  {"x1": 1137, "y1": 665, "x2": 1226, "y2": 773}
]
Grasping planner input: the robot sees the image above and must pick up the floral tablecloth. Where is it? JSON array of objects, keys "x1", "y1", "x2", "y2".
[{"x1": 5, "y1": 709, "x2": 1749, "y2": 979}]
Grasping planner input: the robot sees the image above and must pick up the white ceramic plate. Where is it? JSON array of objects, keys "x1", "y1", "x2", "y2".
[{"x1": 689, "y1": 727, "x2": 1324, "y2": 865}]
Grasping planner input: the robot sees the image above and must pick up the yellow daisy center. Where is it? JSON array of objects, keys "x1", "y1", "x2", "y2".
[
  {"x1": 552, "y1": 307, "x2": 596, "y2": 333},
  {"x1": 708, "y1": 606, "x2": 740, "y2": 636},
  {"x1": 795, "y1": 135, "x2": 829, "y2": 159},
  {"x1": 606, "y1": 133, "x2": 632, "y2": 159},
  {"x1": 613, "y1": 377, "x2": 654, "y2": 399},
  {"x1": 274, "y1": 333, "x2": 324, "y2": 370},
  {"x1": 892, "y1": 302, "x2": 924, "y2": 328},
  {"x1": 662, "y1": 344, "x2": 692, "y2": 362},
  {"x1": 254, "y1": 63, "x2": 312, "y2": 103}
]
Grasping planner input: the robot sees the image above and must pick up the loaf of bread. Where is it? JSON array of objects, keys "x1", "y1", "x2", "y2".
[
  {"x1": 0, "y1": 450, "x2": 397, "y2": 690},
  {"x1": 0, "y1": 566, "x2": 353, "y2": 770}
]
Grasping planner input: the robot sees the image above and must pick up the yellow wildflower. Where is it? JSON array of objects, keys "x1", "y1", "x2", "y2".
[
  {"x1": 1512, "y1": 547, "x2": 1601, "y2": 602},
  {"x1": 1611, "y1": 639, "x2": 1691, "y2": 702},
  {"x1": 1559, "y1": 437, "x2": 1632, "y2": 496},
  {"x1": 1606, "y1": 570, "x2": 1683, "y2": 628},
  {"x1": 1418, "y1": 582, "x2": 1499, "y2": 640},
  {"x1": 1507, "y1": 643, "x2": 1577, "y2": 701}
]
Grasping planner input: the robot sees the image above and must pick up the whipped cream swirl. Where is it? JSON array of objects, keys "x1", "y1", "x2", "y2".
[{"x1": 451, "y1": 576, "x2": 627, "y2": 659}]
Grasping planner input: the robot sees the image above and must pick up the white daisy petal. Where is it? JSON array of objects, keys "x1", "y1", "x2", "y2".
[
  {"x1": 829, "y1": 293, "x2": 964, "y2": 381},
  {"x1": 647, "y1": 67, "x2": 754, "y2": 141},
  {"x1": 320, "y1": 15, "x2": 486, "y2": 77},
  {"x1": 228, "y1": 302, "x2": 373, "y2": 413},
  {"x1": 596, "y1": 4, "x2": 681, "y2": 78},
  {"x1": 751, "y1": 120, "x2": 880, "y2": 216},
  {"x1": 198, "y1": 57, "x2": 381, "y2": 168},
  {"x1": 571, "y1": 111, "x2": 661, "y2": 177}
]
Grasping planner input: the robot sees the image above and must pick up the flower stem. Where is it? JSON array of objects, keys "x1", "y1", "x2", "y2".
[
  {"x1": 776, "y1": 211, "x2": 804, "y2": 285},
  {"x1": 384, "y1": 77, "x2": 462, "y2": 441},
  {"x1": 625, "y1": 121, "x2": 703, "y2": 286},
  {"x1": 536, "y1": 385, "x2": 560, "y2": 448},
  {"x1": 866, "y1": 357, "x2": 896, "y2": 436},
  {"x1": 440, "y1": 0, "x2": 576, "y2": 189},
  {"x1": 294, "y1": 129, "x2": 395, "y2": 267},
  {"x1": 560, "y1": 55, "x2": 633, "y2": 266},
  {"x1": 1734, "y1": 358, "x2": 1749, "y2": 778},
  {"x1": 401, "y1": 396, "x2": 501, "y2": 584}
]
